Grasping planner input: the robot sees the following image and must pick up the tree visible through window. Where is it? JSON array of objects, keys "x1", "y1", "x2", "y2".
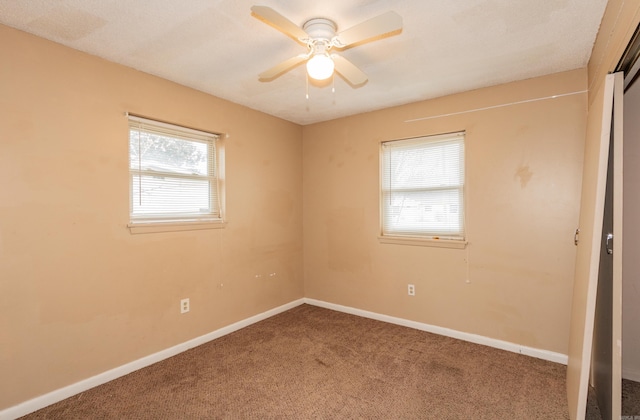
[
  {"x1": 128, "y1": 116, "x2": 221, "y2": 223},
  {"x1": 381, "y1": 132, "x2": 465, "y2": 240}
]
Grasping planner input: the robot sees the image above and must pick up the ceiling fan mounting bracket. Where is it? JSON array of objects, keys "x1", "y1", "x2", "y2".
[{"x1": 302, "y1": 18, "x2": 337, "y2": 42}]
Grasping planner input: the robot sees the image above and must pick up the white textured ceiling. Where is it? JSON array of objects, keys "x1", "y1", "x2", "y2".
[{"x1": 0, "y1": 0, "x2": 607, "y2": 125}]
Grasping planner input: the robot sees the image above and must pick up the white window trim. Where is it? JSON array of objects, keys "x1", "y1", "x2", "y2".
[
  {"x1": 379, "y1": 131, "x2": 466, "y2": 248},
  {"x1": 126, "y1": 114, "x2": 225, "y2": 234}
]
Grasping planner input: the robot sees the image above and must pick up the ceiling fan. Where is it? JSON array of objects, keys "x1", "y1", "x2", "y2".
[{"x1": 251, "y1": 5, "x2": 403, "y2": 86}]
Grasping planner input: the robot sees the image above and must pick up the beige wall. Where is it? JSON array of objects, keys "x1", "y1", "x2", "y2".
[
  {"x1": 303, "y1": 69, "x2": 587, "y2": 355},
  {"x1": 0, "y1": 25, "x2": 303, "y2": 409}
]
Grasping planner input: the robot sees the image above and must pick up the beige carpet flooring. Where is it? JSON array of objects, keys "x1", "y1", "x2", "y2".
[{"x1": 22, "y1": 304, "x2": 572, "y2": 419}]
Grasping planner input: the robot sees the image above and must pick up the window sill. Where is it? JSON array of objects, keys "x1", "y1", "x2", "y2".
[
  {"x1": 378, "y1": 235, "x2": 467, "y2": 249},
  {"x1": 128, "y1": 219, "x2": 226, "y2": 234}
]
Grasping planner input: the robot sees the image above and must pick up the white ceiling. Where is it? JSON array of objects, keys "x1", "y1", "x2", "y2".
[{"x1": 0, "y1": 0, "x2": 607, "y2": 125}]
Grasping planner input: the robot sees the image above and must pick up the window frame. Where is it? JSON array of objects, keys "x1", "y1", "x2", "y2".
[
  {"x1": 379, "y1": 131, "x2": 466, "y2": 248},
  {"x1": 127, "y1": 114, "x2": 225, "y2": 234}
]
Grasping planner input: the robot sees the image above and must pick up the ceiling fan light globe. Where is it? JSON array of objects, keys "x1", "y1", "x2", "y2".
[{"x1": 306, "y1": 54, "x2": 335, "y2": 80}]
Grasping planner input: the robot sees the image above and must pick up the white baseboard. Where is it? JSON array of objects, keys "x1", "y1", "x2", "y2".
[
  {"x1": 0, "y1": 299, "x2": 304, "y2": 420},
  {"x1": 303, "y1": 298, "x2": 569, "y2": 365},
  {"x1": 623, "y1": 368, "x2": 640, "y2": 382}
]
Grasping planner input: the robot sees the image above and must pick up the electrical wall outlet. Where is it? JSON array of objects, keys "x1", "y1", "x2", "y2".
[
  {"x1": 408, "y1": 284, "x2": 415, "y2": 296},
  {"x1": 180, "y1": 298, "x2": 190, "y2": 314}
]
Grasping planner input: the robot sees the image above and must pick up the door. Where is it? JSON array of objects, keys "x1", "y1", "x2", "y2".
[
  {"x1": 591, "y1": 69, "x2": 623, "y2": 418},
  {"x1": 566, "y1": 72, "x2": 623, "y2": 420},
  {"x1": 622, "y1": 66, "x2": 640, "y2": 387}
]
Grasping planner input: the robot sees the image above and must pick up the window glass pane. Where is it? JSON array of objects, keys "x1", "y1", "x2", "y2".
[
  {"x1": 387, "y1": 141, "x2": 463, "y2": 190},
  {"x1": 382, "y1": 189, "x2": 462, "y2": 235},
  {"x1": 129, "y1": 131, "x2": 209, "y2": 176}
]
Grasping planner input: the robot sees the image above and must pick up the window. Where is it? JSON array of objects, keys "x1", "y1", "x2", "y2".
[
  {"x1": 128, "y1": 115, "x2": 223, "y2": 230},
  {"x1": 381, "y1": 132, "x2": 465, "y2": 243}
]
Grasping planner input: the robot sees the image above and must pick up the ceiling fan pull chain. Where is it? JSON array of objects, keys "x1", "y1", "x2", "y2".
[
  {"x1": 332, "y1": 75, "x2": 337, "y2": 105},
  {"x1": 306, "y1": 73, "x2": 309, "y2": 100}
]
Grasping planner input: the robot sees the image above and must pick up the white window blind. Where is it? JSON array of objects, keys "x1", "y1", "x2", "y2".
[
  {"x1": 128, "y1": 115, "x2": 221, "y2": 223},
  {"x1": 381, "y1": 132, "x2": 465, "y2": 240}
]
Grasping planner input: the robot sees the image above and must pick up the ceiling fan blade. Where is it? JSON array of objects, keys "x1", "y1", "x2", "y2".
[
  {"x1": 251, "y1": 6, "x2": 309, "y2": 42},
  {"x1": 259, "y1": 54, "x2": 309, "y2": 80},
  {"x1": 331, "y1": 54, "x2": 368, "y2": 86},
  {"x1": 333, "y1": 11, "x2": 402, "y2": 48}
]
